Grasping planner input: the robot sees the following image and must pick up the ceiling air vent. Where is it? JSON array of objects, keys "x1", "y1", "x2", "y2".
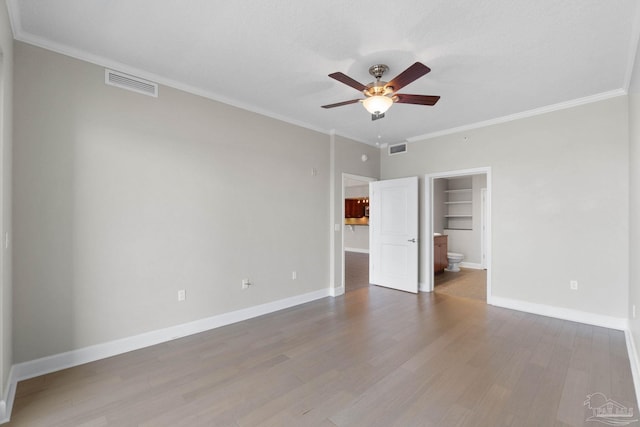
[
  {"x1": 388, "y1": 143, "x2": 407, "y2": 155},
  {"x1": 105, "y1": 69, "x2": 158, "y2": 97}
]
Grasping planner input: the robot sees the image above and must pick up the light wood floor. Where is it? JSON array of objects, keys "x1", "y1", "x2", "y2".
[
  {"x1": 346, "y1": 252, "x2": 487, "y2": 302},
  {"x1": 345, "y1": 251, "x2": 370, "y2": 292},
  {"x1": 8, "y1": 286, "x2": 636, "y2": 426},
  {"x1": 434, "y1": 268, "x2": 487, "y2": 302}
]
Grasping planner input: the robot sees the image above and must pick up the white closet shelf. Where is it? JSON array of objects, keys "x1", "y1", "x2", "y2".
[{"x1": 444, "y1": 189, "x2": 472, "y2": 193}]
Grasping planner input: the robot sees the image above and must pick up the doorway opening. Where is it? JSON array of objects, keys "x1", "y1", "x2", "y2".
[
  {"x1": 425, "y1": 168, "x2": 491, "y2": 302},
  {"x1": 342, "y1": 174, "x2": 376, "y2": 293}
]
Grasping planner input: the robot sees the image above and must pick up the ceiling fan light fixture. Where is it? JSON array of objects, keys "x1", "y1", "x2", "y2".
[
  {"x1": 363, "y1": 95, "x2": 393, "y2": 114},
  {"x1": 323, "y1": 62, "x2": 438, "y2": 119}
]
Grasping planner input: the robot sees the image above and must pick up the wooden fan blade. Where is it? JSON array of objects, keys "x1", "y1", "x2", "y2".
[
  {"x1": 328, "y1": 72, "x2": 367, "y2": 92},
  {"x1": 394, "y1": 94, "x2": 440, "y2": 106},
  {"x1": 321, "y1": 99, "x2": 361, "y2": 109},
  {"x1": 386, "y1": 62, "x2": 431, "y2": 92}
]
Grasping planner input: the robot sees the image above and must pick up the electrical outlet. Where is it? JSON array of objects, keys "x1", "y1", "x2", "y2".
[
  {"x1": 292, "y1": 271, "x2": 297, "y2": 280},
  {"x1": 242, "y1": 279, "x2": 250, "y2": 289},
  {"x1": 570, "y1": 280, "x2": 578, "y2": 290},
  {"x1": 178, "y1": 289, "x2": 186, "y2": 301}
]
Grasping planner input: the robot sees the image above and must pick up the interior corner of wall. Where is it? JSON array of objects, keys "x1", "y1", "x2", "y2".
[
  {"x1": 625, "y1": 328, "x2": 640, "y2": 411},
  {"x1": 329, "y1": 285, "x2": 344, "y2": 297},
  {"x1": 0, "y1": 365, "x2": 15, "y2": 424}
]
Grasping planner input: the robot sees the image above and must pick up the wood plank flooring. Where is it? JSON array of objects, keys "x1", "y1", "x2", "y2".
[
  {"x1": 7, "y1": 286, "x2": 637, "y2": 426},
  {"x1": 434, "y1": 268, "x2": 487, "y2": 302},
  {"x1": 345, "y1": 251, "x2": 370, "y2": 292}
]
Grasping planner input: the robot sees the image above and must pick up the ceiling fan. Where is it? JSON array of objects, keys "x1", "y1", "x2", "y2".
[{"x1": 321, "y1": 62, "x2": 440, "y2": 121}]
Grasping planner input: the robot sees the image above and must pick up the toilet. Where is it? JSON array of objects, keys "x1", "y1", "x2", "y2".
[{"x1": 445, "y1": 252, "x2": 464, "y2": 272}]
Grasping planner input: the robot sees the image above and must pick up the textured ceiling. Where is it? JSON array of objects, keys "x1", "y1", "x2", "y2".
[{"x1": 7, "y1": 0, "x2": 640, "y2": 145}]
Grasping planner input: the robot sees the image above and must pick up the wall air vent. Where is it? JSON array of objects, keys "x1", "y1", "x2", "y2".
[
  {"x1": 105, "y1": 69, "x2": 158, "y2": 97},
  {"x1": 388, "y1": 143, "x2": 407, "y2": 155}
]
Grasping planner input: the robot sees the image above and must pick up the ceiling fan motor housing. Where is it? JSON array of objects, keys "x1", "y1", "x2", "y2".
[
  {"x1": 365, "y1": 64, "x2": 394, "y2": 97},
  {"x1": 364, "y1": 81, "x2": 393, "y2": 97},
  {"x1": 368, "y1": 64, "x2": 389, "y2": 79}
]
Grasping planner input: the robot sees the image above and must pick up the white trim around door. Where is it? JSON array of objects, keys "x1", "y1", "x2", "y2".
[{"x1": 424, "y1": 167, "x2": 492, "y2": 302}]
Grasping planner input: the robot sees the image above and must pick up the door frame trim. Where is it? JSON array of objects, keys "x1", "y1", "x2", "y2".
[{"x1": 424, "y1": 167, "x2": 492, "y2": 301}]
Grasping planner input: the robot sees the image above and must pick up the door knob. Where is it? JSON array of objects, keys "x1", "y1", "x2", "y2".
[{"x1": 407, "y1": 238, "x2": 416, "y2": 243}]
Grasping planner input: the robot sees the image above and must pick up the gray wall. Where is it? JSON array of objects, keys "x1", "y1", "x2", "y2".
[
  {"x1": 628, "y1": 42, "x2": 640, "y2": 357},
  {"x1": 466, "y1": 173, "x2": 486, "y2": 264},
  {"x1": 13, "y1": 42, "x2": 336, "y2": 363},
  {"x1": 0, "y1": 0, "x2": 12, "y2": 403},
  {"x1": 382, "y1": 96, "x2": 629, "y2": 318}
]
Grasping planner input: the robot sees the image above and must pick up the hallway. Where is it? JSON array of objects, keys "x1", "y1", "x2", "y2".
[{"x1": 345, "y1": 251, "x2": 369, "y2": 292}]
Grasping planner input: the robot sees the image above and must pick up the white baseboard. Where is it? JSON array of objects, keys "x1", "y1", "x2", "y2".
[
  {"x1": 460, "y1": 262, "x2": 483, "y2": 270},
  {"x1": 419, "y1": 282, "x2": 432, "y2": 292},
  {"x1": 625, "y1": 329, "x2": 640, "y2": 411},
  {"x1": 3, "y1": 287, "x2": 634, "y2": 424},
  {"x1": 344, "y1": 248, "x2": 369, "y2": 254},
  {"x1": 1, "y1": 288, "x2": 330, "y2": 423},
  {"x1": 0, "y1": 366, "x2": 16, "y2": 424},
  {"x1": 330, "y1": 285, "x2": 345, "y2": 297},
  {"x1": 489, "y1": 296, "x2": 627, "y2": 330}
]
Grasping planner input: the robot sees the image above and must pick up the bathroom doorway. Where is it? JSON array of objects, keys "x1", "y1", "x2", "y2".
[
  {"x1": 342, "y1": 174, "x2": 376, "y2": 293},
  {"x1": 425, "y1": 168, "x2": 491, "y2": 302}
]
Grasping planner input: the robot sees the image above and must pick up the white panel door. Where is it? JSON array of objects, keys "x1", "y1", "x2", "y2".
[{"x1": 369, "y1": 177, "x2": 418, "y2": 293}]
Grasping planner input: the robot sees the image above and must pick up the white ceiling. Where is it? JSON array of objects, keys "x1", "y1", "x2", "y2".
[{"x1": 8, "y1": 0, "x2": 640, "y2": 145}]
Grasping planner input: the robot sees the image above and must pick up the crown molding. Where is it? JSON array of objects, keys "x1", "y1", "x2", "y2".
[
  {"x1": 13, "y1": 26, "x2": 375, "y2": 147},
  {"x1": 406, "y1": 89, "x2": 627, "y2": 143},
  {"x1": 12, "y1": 30, "x2": 338, "y2": 141},
  {"x1": 7, "y1": 4, "x2": 630, "y2": 149}
]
